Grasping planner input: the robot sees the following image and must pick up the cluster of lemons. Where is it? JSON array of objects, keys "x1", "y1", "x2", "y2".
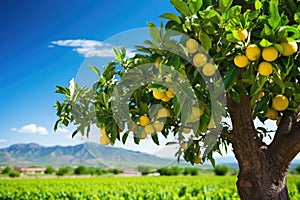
[
  {"x1": 266, "y1": 94, "x2": 289, "y2": 125},
  {"x1": 152, "y1": 87, "x2": 175, "y2": 102},
  {"x1": 185, "y1": 38, "x2": 216, "y2": 76},
  {"x1": 234, "y1": 39, "x2": 298, "y2": 77}
]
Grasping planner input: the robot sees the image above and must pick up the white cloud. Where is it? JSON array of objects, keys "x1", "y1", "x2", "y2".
[
  {"x1": 0, "y1": 139, "x2": 7, "y2": 143},
  {"x1": 55, "y1": 127, "x2": 69, "y2": 134},
  {"x1": 51, "y1": 39, "x2": 135, "y2": 58},
  {"x1": 12, "y1": 124, "x2": 49, "y2": 135}
]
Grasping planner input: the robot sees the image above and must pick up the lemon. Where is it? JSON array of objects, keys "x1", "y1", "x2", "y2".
[
  {"x1": 258, "y1": 91, "x2": 264, "y2": 100},
  {"x1": 165, "y1": 89, "x2": 175, "y2": 98},
  {"x1": 258, "y1": 62, "x2": 273, "y2": 76},
  {"x1": 140, "y1": 131, "x2": 147, "y2": 139},
  {"x1": 234, "y1": 55, "x2": 249, "y2": 68},
  {"x1": 262, "y1": 46, "x2": 278, "y2": 62},
  {"x1": 237, "y1": 29, "x2": 248, "y2": 41},
  {"x1": 100, "y1": 136, "x2": 110, "y2": 145},
  {"x1": 144, "y1": 124, "x2": 155, "y2": 135},
  {"x1": 272, "y1": 95, "x2": 289, "y2": 111},
  {"x1": 194, "y1": 156, "x2": 202, "y2": 164},
  {"x1": 161, "y1": 96, "x2": 171, "y2": 102},
  {"x1": 192, "y1": 106, "x2": 204, "y2": 120},
  {"x1": 155, "y1": 57, "x2": 162, "y2": 69},
  {"x1": 202, "y1": 63, "x2": 216, "y2": 76},
  {"x1": 157, "y1": 108, "x2": 171, "y2": 119},
  {"x1": 216, "y1": 45, "x2": 221, "y2": 53},
  {"x1": 152, "y1": 91, "x2": 166, "y2": 100},
  {"x1": 183, "y1": 127, "x2": 191, "y2": 134},
  {"x1": 280, "y1": 41, "x2": 298, "y2": 56},
  {"x1": 100, "y1": 127, "x2": 107, "y2": 136},
  {"x1": 266, "y1": 108, "x2": 278, "y2": 120},
  {"x1": 165, "y1": 74, "x2": 172, "y2": 83},
  {"x1": 207, "y1": 118, "x2": 216, "y2": 129},
  {"x1": 245, "y1": 44, "x2": 261, "y2": 61},
  {"x1": 153, "y1": 121, "x2": 164, "y2": 132},
  {"x1": 181, "y1": 142, "x2": 189, "y2": 150},
  {"x1": 193, "y1": 53, "x2": 207, "y2": 67},
  {"x1": 185, "y1": 38, "x2": 199, "y2": 54},
  {"x1": 276, "y1": 116, "x2": 282, "y2": 126},
  {"x1": 139, "y1": 116, "x2": 150, "y2": 127}
]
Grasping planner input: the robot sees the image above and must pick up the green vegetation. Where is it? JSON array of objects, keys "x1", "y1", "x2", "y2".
[
  {"x1": 0, "y1": 176, "x2": 299, "y2": 199},
  {"x1": 214, "y1": 164, "x2": 230, "y2": 176}
]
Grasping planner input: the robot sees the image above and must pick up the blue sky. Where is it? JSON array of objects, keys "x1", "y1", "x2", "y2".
[{"x1": 0, "y1": 0, "x2": 175, "y2": 148}]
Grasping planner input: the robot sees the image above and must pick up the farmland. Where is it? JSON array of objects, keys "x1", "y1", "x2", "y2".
[{"x1": 0, "y1": 176, "x2": 300, "y2": 199}]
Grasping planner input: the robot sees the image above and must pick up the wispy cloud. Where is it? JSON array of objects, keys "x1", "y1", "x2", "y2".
[
  {"x1": 51, "y1": 39, "x2": 135, "y2": 58},
  {"x1": 55, "y1": 127, "x2": 69, "y2": 134},
  {"x1": 0, "y1": 139, "x2": 7, "y2": 143},
  {"x1": 11, "y1": 124, "x2": 49, "y2": 135}
]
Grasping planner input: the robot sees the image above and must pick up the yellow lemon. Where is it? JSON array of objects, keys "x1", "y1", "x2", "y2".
[
  {"x1": 101, "y1": 127, "x2": 107, "y2": 136},
  {"x1": 155, "y1": 57, "x2": 162, "y2": 69},
  {"x1": 161, "y1": 96, "x2": 171, "y2": 102},
  {"x1": 237, "y1": 29, "x2": 248, "y2": 41},
  {"x1": 266, "y1": 108, "x2": 278, "y2": 120},
  {"x1": 185, "y1": 38, "x2": 199, "y2": 54},
  {"x1": 202, "y1": 63, "x2": 216, "y2": 76},
  {"x1": 165, "y1": 89, "x2": 175, "y2": 98},
  {"x1": 193, "y1": 53, "x2": 207, "y2": 67},
  {"x1": 157, "y1": 108, "x2": 171, "y2": 119},
  {"x1": 183, "y1": 127, "x2": 191, "y2": 134},
  {"x1": 144, "y1": 124, "x2": 155, "y2": 135},
  {"x1": 207, "y1": 119, "x2": 216, "y2": 129},
  {"x1": 272, "y1": 95, "x2": 289, "y2": 111},
  {"x1": 262, "y1": 46, "x2": 278, "y2": 62},
  {"x1": 258, "y1": 91, "x2": 264, "y2": 100},
  {"x1": 258, "y1": 62, "x2": 273, "y2": 76},
  {"x1": 245, "y1": 44, "x2": 261, "y2": 61},
  {"x1": 140, "y1": 131, "x2": 147, "y2": 139},
  {"x1": 192, "y1": 106, "x2": 204, "y2": 120},
  {"x1": 100, "y1": 136, "x2": 110, "y2": 145},
  {"x1": 234, "y1": 55, "x2": 249, "y2": 68},
  {"x1": 165, "y1": 74, "x2": 172, "y2": 83},
  {"x1": 139, "y1": 116, "x2": 150, "y2": 127},
  {"x1": 280, "y1": 41, "x2": 298, "y2": 56},
  {"x1": 153, "y1": 121, "x2": 164, "y2": 132},
  {"x1": 216, "y1": 45, "x2": 221, "y2": 53},
  {"x1": 181, "y1": 142, "x2": 189, "y2": 150},
  {"x1": 276, "y1": 116, "x2": 282, "y2": 126},
  {"x1": 152, "y1": 90, "x2": 166, "y2": 100},
  {"x1": 194, "y1": 156, "x2": 202, "y2": 164}
]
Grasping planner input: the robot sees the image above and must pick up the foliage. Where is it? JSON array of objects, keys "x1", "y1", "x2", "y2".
[
  {"x1": 54, "y1": 0, "x2": 300, "y2": 167},
  {"x1": 214, "y1": 164, "x2": 230, "y2": 176},
  {"x1": 296, "y1": 165, "x2": 300, "y2": 174},
  {"x1": 157, "y1": 166, "x2": 181, "y2": 176},
  {"x1": 45, "y1": 166, "x2": 55, "y2": 174},
  {"x1": 8, "y1": 170, "x2": 20, "y2": 178},
  {"x1": 137, "y1": 165, "x2": 153, "y2": 175},
  {"x1": 1, "y1": 166, "x2": 11, "y2": 174},
  {"x1": 55, "y1": 166, "x2": 71, "y2": 176},
  {"x1": 74, "y1": 165, "x2": 89, "y2": 175},
  {"x1": 183, "y1": 167, "x2": 199, "y2": 176},
  {"x1": 1, "y1": 176, "x2": 300, "y2": 199}
]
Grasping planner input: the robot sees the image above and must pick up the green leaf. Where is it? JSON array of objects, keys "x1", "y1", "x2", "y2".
[
  {"x1": 170, "y1": 0, "x2": 191, "y2": 16},
  {"x1": 268, "y1": 0, "x2": 281, "y2": 31},
  {"x1": 147, "y1": 22, "x2": 161, "y2": 43},
  {"x1": 151, "y1": 134, "x2": 160, "y2": 145},
  {"x1": 122, "y1": 131, "x2": 129, "y2": 144},
  {"x1": 199, "y1": 31, "x2": 212, "y2": 51},
  {"x1": 189, "y1": 0, "x2": 202, "y2": 15},
  {"x1": 89, "y1": 66, "x2": 101, "y2": 76},
  {"x1": 259, "y1": 39, "x2": 273, "y2": 47},
  {"x1": 250, "y1": 76, "x2": 267, "y2": 96},
  {"x1": 72, "y1": 129, "x2": 79, "y2": 138},
  {"x1": 219, "y1": 0, "x2": 233, "y2": 13},
  {"x1": 199, "y1": 10, "x2": 221, "y2": 23},
  {"x1": 223, "y1": 66, "x2": 240, "y2": 90},
  {"x1": 253, "y1": 95, "x2": 270, "y2": 117},
  {"x1": 160, "y1": 13, "x2": 181, "y2": 24},
  {"x1": 254, "y1": 0, "x2": 262, "y2": 10},
  {"x1": 113, "y1": 46, "x2": 122, "y2": 61}
]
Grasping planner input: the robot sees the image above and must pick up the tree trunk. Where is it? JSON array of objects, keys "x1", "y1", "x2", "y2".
[{"x1": 233, "y1": 141, "x2": 290, "y2": 200}]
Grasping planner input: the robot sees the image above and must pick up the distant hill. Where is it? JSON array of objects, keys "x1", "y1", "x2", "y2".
[{"x1": 0, "y1": 142, "x2": 176, "y2": 168}]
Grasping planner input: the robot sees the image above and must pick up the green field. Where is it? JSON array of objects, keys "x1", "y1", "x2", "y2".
[{"x1": 0, "y1": 176, "x2": 300, "y2": 200}]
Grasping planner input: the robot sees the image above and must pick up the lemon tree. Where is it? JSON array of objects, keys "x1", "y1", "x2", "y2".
[{"x1": 54, "y1": 0, "x2": 300, "y2": 199}]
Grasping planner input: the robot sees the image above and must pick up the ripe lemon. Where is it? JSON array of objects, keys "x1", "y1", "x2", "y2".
[
  {"x1": 280, "y1": 41, "x2": 298, "y2": 56},
  {"x1": 186, "y1": 38, "x2": 199, "y2": 54},
  {"x1": 155, "y1": 57, "x2": 162, "y2": 69},
  {"x1": 144, "y1": 124, "x2": 155, "y2": 135},
  {"x1": 216, "y1": 45, "x2": 221, "y2": 53},
  {"x1": 237, "y1": 29, "x2": 248, "y2": 41},
  {"x1": 139, "y1": 116, "x2": 150, "y2": 127},
  {"x1": 101, "y1": 127, "x2": 107, "y2": 136},
  {"x1": 157, "y1": 108, "x2": 171, "y2": 119},
  {"x1": 272, "y1": 95, "x2": 289, "y2": 111},
  {"x1": 262, "y1": 46, "x2": 278, "y2": 62},
  {"x1": 161, "y1": 96, "x2": 171, "y2": 102},
  {"x1": 258, "y1": 62, "x2": 273, "y2": 76},
  {"x1": 207, "y1": 119, "x2": 216, "y2": 129},
  {"x1": 153, "y1": 121, "x2": 164, "y2": 132},
  {"x1": 258, "y1": 91, "x2": 264, "y2": 100},
  {"x1": 234, "y1": 55, "x2": 249, "y2": 68},
  {"x1": 100, "y1": 136, "x2": 110, "y2": 145},
  {"x1": 165, "y1": 75, "x2": 172, "y2": 83},
  {"x1": 193, "y1": 53, "x2": 207, "y2": 67},
  {"x1": 192, "y1": 106, "x2": 204, "y2": 120},
  {"x1": 202, "y1": 63, "x2": 216, "y2": 76},
  {"x1": 276, "y1": 116, "x2": 282, "y2": 126},
  {"x1": 183, "y1": 127, "x2": 191, "y2": 134},
  {"x1": 165, "y1": 89, "x2": 175, "y2": 98},
  {"x1": 152, "y1": 91, "x2": 165, "y2": 100},
  {"x1": 194, "y1": 156, "x2": 202, "y2": 164},
  {"x1": 181, "y1": 142, "x2": 189, "y2": 150},
  {"x1": 266, "y1": 108, "x2": 278, "y2": 120},
  {"x1": 245, "y1": 44, "x2": 261, "y2": 61}
]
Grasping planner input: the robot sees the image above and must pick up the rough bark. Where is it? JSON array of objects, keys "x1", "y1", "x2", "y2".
[{"x1": 227, "y1": 95, "x2": 300, "y2": 200}]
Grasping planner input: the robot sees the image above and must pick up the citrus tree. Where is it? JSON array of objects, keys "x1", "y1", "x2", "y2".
[{"x1": 54, "y1": 0, "x2": 300, "y2": 199}]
